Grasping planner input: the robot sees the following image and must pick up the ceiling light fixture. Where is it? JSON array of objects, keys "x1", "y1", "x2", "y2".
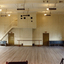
[
  {"x1": 0, "y1": 6, "x2": 2, "y2": 11},
  {"x1": 17, "y1": 0, "x2": 26, "y2": 10},
  {"x1": 44, "y1": 14, "x2": 47, "y2": 16},
  {"x1": 46, "y1": 14, "x2": 51, "y2": 16},
  {"x1": 8, "y1": 14, "x2": 11, "y2": 16},
  {"x1": 49, "y1": 8, "x2": 56, "y2": 10},
  {"x1": 44, "y1": 11, "x2": 47, "y2": 16},
  {"x1": 46, "y1": 8, "x2": 56, "y2": 10},
  {"x1": 47, "y1": 7, "x2": 49, "y2": 11},
  {"x1": 44, "y1": 11, "x2": 51, "y2": 16},
  {"x1": 48, "y1": 3, "x2": 56, "y2": 10},
  {"x1": 17, "y1": 8, "x2": 25, "y2": 10},
  {"x1": 46, "y1": 11, "x2": 51, "y2": 16},
  {"x1": 0, "y1": 8, "x2": 2, "y2": 11},
  {"x1": 47, "y1": 4, "x2": 49, "y2": 11}
]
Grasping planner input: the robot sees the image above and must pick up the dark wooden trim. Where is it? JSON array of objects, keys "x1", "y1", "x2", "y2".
[{"x1": 43, "y1": 33, "x2": 49, "y2": 46}]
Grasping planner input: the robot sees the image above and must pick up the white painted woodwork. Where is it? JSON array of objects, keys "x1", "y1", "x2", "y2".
[{"x1": 18, "y1": 13, "x2": 36, "y2": 28}]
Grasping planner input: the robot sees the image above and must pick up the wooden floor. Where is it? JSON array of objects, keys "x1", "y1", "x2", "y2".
[{"x1": 0, "y1": 46, "x2": 64, "y2": 64}]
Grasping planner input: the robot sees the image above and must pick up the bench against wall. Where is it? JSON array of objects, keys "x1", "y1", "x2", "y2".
[
  {"x1": 0, "y1": 41, "x2": 7, "y2": 46},
  {"x1": 49, "y1": 41, "x2": 64, "y2": 46}
]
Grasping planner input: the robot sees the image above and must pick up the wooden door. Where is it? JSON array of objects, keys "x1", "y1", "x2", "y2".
[
  {"x1": 8, "y1": 33, "x2": 14, "y2": 45},
  {"x1": 43, "y1": 33, "x2": 49, "y2": 46}
]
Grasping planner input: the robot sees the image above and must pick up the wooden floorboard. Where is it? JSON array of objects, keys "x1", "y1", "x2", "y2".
[{"x1": 0, "y1": 46, "x2": 64, "y2": 64}]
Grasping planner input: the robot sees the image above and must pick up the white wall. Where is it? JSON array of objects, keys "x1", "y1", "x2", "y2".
[
  {"x1": 0, "y1": 13, "x2": 18, "y2": 40},
  {"x1": 33, "y1": 13, "x2": 64, "y2": 45},
  {"x1": 10, "y1": 28, "x2": 33, "y2": 46},
  {"x1": 1, "y1": 13, "x2": 64, "y2": 46},
  {"x1": 18, "y1": 12, "x2": 36, "y2": 28}
]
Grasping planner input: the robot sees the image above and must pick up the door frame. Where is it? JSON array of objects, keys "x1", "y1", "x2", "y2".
[
  {"x1": 43, "y1": 33, "x2": 49, "y2": 46},
  {"x1": 8, "y1": 33, "x2": 14, "y2": 45}
]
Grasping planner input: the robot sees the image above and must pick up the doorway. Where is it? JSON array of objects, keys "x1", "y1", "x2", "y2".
[
  {"x1": 43, "y1": 33, "x2": 49, "y2": 46},
  {"x1": 8, "y1": 33, "x2": 14, "y2": 45}
]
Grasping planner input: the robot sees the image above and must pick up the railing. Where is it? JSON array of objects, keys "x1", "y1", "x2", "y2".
[
  {"x1": 1, "y1": 20, "x2": 17, "y2": 40},
  {"x1": 17, "y1": 40, "x2": 42, "y2": 46},
  {"x1": 4, "y1": 20, "x2": 17, "y2": 33},
  {"x1": 60, "y1": 58, "x2": 64, "y2": 64}
]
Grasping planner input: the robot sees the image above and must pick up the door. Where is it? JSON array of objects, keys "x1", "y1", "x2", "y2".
[
  {"x1": 43, "y1": 33, "x2": 49, "y2": 46},
  {"x1": 8, "y1": 33, "x2": 14, "y2": 45}
]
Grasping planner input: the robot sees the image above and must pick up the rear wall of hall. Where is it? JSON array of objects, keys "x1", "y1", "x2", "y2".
[
  {"x1": 1, "y1": 13, "x2": 64, "y2": 45},
  {"x1": 33, "y1": 13, "x2": 64, "y2": 45}
]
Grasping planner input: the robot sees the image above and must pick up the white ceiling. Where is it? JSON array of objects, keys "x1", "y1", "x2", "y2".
[{"x1": 0, "y1": 0, "x2": 64, "y2": 14}]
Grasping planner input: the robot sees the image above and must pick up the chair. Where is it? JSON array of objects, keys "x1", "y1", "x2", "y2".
[
  {"x1": 60, "y1": 58, "x2": 64, "y2": 64},
  {"x1": 6, "y1": 61, "x2": 28, "y2": 64}
]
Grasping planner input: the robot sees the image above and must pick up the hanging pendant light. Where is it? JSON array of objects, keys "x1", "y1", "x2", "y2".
[
  {"x1": 0, "y1": 6, "x2": 2, "y2": 11},
  {"x1": 8, "y1": 14, "x2": 11, "y2": 16},
  {"x1": 46, "y1": 7, "x2": 49, "y2": 11},
  {"x1": 0, "y1": 8, "x2": 2, "y2": 11},
  {"x1": 44, "y1": 14, "x2": 47, "y2": 16},
  {"x1": 44, "y1": 11, "x2": 47, "y2": 16}
]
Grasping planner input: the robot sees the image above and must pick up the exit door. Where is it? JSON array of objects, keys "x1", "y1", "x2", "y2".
[
  {"x1": 43, "y1": 33, "x2": 49, "y2": 46},
  {"x1": 8, "y1": 33, "x2": 14, "y2": 45}
]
